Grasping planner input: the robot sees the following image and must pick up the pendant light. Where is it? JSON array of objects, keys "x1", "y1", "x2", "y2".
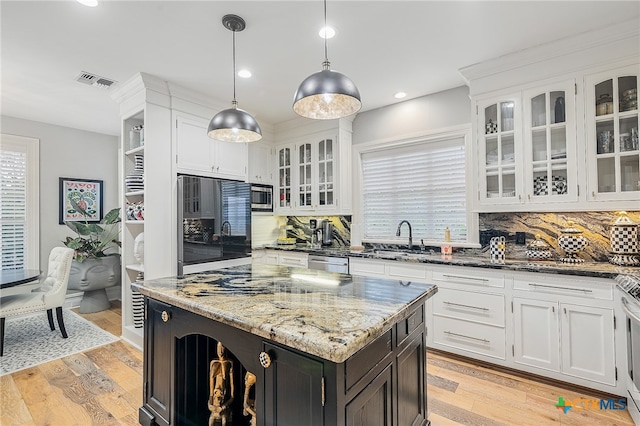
[
  {"x1": 208, "y1": 14, "x2": 262, "y2": 143},
  {"x1": 293, "y1": 0, "x2": 361, "y2": 120}
]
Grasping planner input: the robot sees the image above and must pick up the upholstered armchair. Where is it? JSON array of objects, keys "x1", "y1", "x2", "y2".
[{"x1": 0, "y1": 246, "x2": 74, "y2": 356}]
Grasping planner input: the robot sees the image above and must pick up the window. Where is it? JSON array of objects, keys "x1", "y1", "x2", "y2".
[
  {"x1": 1, "y1": 134, "x2": 39, "y2": 270},
  {"x1": 221, "y1": 180, "x2": 250, "y2": 237},
  {"x1": 359, "y1": 130, "x2": 473, "y2": 244}
]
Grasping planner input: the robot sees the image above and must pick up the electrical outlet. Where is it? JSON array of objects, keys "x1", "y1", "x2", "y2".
[{"x1": 515, "y1": 232, "x2": 526, "y2": 245}]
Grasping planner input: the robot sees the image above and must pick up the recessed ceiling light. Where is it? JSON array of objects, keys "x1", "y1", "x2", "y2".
[
  {"x1": 76, "y1": 0, "x2": 98, "y2": 6},
  {"x1": 319, "y1": 26, "x2": 335, "y2": 39},
  {"x1": 238, "y1": 69, "x2": 252, "y2": 78},
  {"x1": 394, "y1": 92, "x2": 407, "y2": 99}
]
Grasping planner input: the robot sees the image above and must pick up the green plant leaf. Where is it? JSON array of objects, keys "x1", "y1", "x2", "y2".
[{"x1": 103, "y1": 208, "x2": 121, "y2": 224}]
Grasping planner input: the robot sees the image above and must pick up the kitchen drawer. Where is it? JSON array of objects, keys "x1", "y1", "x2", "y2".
[
  {"x1": 433, "y1": 316, "x2": 506, "y2": 360},
  {"x1": 349, "y1": 258, "x2": 386, "y2": 277},
  {"x1": 252, "y1": 250, "x2": 279, "y2": 265},
  {"x1": 513, "y1": 272, "x2": 613, "y2": 301},
  {"x1": 397, "y1": 303, "x2": 424, "y2": 345},
  {"x1": 388, "y1": 263, "x2": 427, "y2": 281},
  {"x1": 433, "y1": 288, "x2": 505, "y2": 327},
  {"x1": 431, "y1": 265, "x2": 505, "y2": 288},
  {"x1": 278, "y1": 252, "x2": 308, "y2": 268}
]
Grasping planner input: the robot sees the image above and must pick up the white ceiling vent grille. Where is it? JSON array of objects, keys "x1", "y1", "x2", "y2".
[{"x1": 75, "y1": 71, "x2": 117, "y2": 89}]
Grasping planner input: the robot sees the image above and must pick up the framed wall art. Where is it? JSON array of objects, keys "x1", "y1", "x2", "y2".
[{"x1": 59, "y1": 177, "x2": 103, "y2": 224}]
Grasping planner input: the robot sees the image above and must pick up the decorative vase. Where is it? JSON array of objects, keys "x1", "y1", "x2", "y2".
[
  {"x1": 134, "y1": 232, "x2": 144, "y2": 265},
  {"x1": 132, "y1": 275, "x2": 144, "y2": 328},
  {"x1": 125, "y1": 154, "x2": 144, "y2": 192},
  {"x1": 557, "y1": 221, "x2": 589, "y2": 263},
  {"x1": 67, "y1": 255, "x2": 121, "y2": 313},
  {"x1": 525, "y1": 234, "x2": 553, "y2": 261},
  {"x1": 609, "y1": 211, "x2": 639, "y2": 266}
]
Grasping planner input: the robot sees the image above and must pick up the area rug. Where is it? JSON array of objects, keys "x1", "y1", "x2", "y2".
[{"x1": 0, "y1": 309, "x2": 120, "y2": 376}]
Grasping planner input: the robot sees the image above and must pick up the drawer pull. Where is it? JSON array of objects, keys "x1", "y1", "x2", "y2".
[
  {"x1": 442, "y1": 274, "x2": 488, "y2": 282},
  {"x1": 161, "y1": 311, "x2": 170, "y2": 322},
  {"x1": 259, "y1": 351, "x2": 272, "y2": 368},
  {"x1": 528, "y1": 283, "x2": 593, "y2": 293},
  {"x1": 443, "y1": 301, "x2": 489, "y2": 311},
  {"x1": 444, "y1": 331, "x2": 490, "y2": 344}
]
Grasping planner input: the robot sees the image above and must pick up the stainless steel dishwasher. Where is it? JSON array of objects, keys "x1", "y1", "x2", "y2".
[{"x1": 307, "y1": 255, "x2": 349, "y2": 273}]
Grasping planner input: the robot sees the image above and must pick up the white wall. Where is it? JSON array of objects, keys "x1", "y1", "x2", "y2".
[
  {"x1": 1, "y1": 116, "x2": 119, "y2": 272},
  {"x1": 352, "y1": 85, "x2": 471, "y2": 145}
]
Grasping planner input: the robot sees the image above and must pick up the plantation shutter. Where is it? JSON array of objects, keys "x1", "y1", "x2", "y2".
[
  {"x1": 361, "y1": 136, "x2": 468, "y2": 243},
  {"x1": 1, "y1": 135, "x2": 38, "y2": 270}
]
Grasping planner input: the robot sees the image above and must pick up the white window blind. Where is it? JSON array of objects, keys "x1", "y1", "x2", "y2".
[
  {"x1": 1, "y1": 134, "x2": 39, "y2": 270},
  {"x1": 361, "y1": 136, "x2": 468, "y2": 243},
  {"x1": 221, "y1": 181, "x2": 250, "y2": 236}
]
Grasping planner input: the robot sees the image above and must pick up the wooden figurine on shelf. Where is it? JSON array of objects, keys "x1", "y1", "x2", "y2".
[
  {"x1": 208, "y1": 342, "x2": 235, "y2": 426},
  {"x1": 243, "y1": 372, "x2": 257, "y2": 426}
]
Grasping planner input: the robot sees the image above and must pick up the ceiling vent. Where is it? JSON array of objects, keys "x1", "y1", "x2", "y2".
[{"x1": 75, "y1": 71, "x2": 117, "y2": 89}]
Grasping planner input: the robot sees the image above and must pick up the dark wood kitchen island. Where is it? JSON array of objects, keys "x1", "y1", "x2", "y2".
[{"x1": 132, "y1": 263, "x2": 437, "y2": 426}]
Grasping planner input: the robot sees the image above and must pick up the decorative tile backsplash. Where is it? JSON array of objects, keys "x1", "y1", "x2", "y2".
[
  {"x1": 480, "y1": 211, "x2": 640, "y2": 262},
  {"x1": 286, "y1": 216, "x2": 351, "y2": 248}
]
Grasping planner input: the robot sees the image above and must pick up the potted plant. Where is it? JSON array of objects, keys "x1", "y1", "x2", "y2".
[{"x1": 63, "y1": 202, "x2": 122, "y2": 313}]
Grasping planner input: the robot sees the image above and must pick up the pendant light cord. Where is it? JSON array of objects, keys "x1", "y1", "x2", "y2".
[
  {"x1": 232, "y1": 29, "x2": 237, "y2": 105},
  {"x1": 323, "y1": 0, "x2": 328, "y2": 63}
]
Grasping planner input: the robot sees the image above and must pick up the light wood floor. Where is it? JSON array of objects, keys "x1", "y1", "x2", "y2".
[{"x1": 1, "y1": 302, "x2": 635, "y2": 425}]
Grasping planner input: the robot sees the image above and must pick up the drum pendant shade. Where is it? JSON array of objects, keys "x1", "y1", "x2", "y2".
[
  {"x1": 208, "y1": 14, "x2": 262, "y2": 143},
  {"x1": 293, "y1": 0, "x2": 361, "y2": 120},
  {"x1": 293, "y1": 61, "x2": 361, "y2": 120}
]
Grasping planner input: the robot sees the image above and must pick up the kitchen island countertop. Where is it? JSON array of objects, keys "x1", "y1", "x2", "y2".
[{"x1": 132, "y1": 263, "x2": 437, "y2": 363}]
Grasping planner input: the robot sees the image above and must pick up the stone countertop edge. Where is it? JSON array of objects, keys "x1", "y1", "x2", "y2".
[
  {"x1": 131, "y1": 267, "x2": 438, "y2": 364},
  {"x1": 258, "y1": 245, "x2": 638, "y2": 279}
]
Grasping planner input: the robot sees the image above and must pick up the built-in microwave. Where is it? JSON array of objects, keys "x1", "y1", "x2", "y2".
[{"x1": 250, "y1": 184, "x2": 273, "y2": 212}]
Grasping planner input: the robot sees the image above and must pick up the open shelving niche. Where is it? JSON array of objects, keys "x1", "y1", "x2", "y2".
[{"x1": 121, "y1": 110, "x2": 145, "y2": 349}]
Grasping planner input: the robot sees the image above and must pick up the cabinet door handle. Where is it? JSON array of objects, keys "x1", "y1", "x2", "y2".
[
  {"x1": 259, "y1": 351, "x2": 272, "y2": 368},
  {"x1": 443, "y1": 301, "x2": 489, "y2": 311},
  {"x1": 161, "y1": 311, "x2": 170, "y2": 322},
  {"x1": 528, "y1": 283, "x2": 593, "y2": 293},
  {"x1": 442, "y1": 274, "x2": 489, "y2": 283},
  {"x1": 444, "y1": 331, "x2": 490, "y2": 344}
]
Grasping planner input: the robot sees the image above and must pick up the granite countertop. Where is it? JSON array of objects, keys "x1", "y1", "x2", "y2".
[
  {"x1": 132, "y1": 263, "x2": 437, "y2": 363},
  {"x1": 259, "y1": 244, "x2": 638, "y2": 279}
]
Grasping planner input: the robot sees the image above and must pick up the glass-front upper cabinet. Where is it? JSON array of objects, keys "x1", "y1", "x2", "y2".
[
  {"x1": 295, "y1": 137, "x2": 336, "y2": 211},
  {"x1": 277, "y1": 145, "x2": 292, "y2": 210},
  {"x1": 477, "y1": 94, "x2": 523, "y2": 205},
  {"x1": 523, "y1": 80, "x2": 577, "y2": 203},
  {"x1": 586, "y1": 66, "x2": 639, "y2": 201}
]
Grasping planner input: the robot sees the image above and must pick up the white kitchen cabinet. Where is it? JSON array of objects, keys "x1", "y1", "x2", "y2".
[
  {"x1": 513, "y1": 297, "x2": 560, "y2": 372},
  {"x1": 523, "y1": 80, "x2": 578, "y2": 204},
  {"x1": 252, "y1": 249, "x2": 279, "y2": 265},
  {"x1": 585, "y1": 65, "x2": 639, "y2": 204},
  {"x1": 512, "y1": 273, "x2": 617, "y2": 387},
  {"x1": 348, "y1": 257, "x2": 429, "y2": 282},
  {"x1": 476, "y1": 79, "x2": 579, "y2": 210},
  {"x1": 248, "y1": 141, "x2": 273, "y2": 184},
  {"x1": 277, "y1": 251, "x2": 308, "y2": 268},
  {"x1": 275, "y1": 144, "x2": 293, "y2": 213},
  {"x1": 428, "y1": 265, "x2": 507, "y2": 360},
  {"x1": 175, "y1": 112, "x2": 247, "y2": 181},
  {"x1": 561, "y1": 303, "x2": 616, "y2": 385},
  {"x1": 295, "y1": 136, "x2": 337, "y2": 212},
  {"x1": 513, "y1": 298, "x2": 615, "y2": 386},
  {"x1": 476, "y1": 93, "x2": 523, "y2": 207}
]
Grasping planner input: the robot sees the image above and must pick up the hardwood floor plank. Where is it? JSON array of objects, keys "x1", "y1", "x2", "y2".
[
  {"x1": 83, "y1": 346, "x2": 142, "y2": 393},
  {"x1": 427, "y1": 383, "x2": 476, "y2": 411},
  {"x1": 428, "y1": 372, "x2": 459, "y2": 392},
  {"x1": 428, "y1": 396, "x2": 509, "y2": 425},
  {"x1": 428, "y1": 412, "x2": 468, "y2": 426},
  {"x1": 0, "y1": 374, "x2": 33, "y2": 425}
]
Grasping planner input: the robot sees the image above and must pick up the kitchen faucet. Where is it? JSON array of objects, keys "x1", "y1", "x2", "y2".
[
  {"x1": 396, "y1": 220, "x2": 413, "y2": 250},
  {"x1": 221, "y1": 221, "x2": 231, "y2": 236}
]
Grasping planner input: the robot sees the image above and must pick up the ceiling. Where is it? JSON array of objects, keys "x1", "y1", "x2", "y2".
[{"x1": 2, "y1": 1, "x2": 639, "y2": 137}]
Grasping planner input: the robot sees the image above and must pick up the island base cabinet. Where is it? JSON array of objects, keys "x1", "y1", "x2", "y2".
[
  {"x1": 263, "y1": 342, "x2": 324, "y2": 426},
  {"x1": 346, "y1": 363, "x2": 393, "y2": 426},
  {"x1": 139, "y1": 297, "x2": 429, "y2": 426}
]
